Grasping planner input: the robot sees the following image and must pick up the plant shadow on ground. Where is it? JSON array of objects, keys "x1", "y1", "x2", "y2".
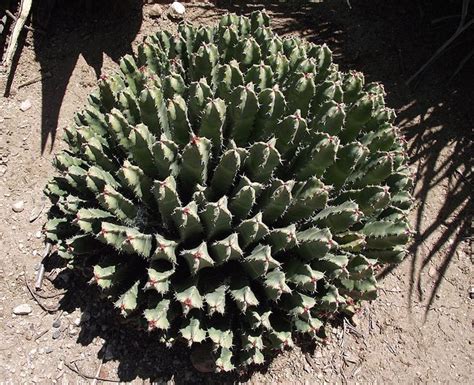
[
  {"x1": 39, "y1": 0, "x2": 472, "y2": 382},
  {"x1": 28, "y1": 0, "x2": 143, "y2": 154}
]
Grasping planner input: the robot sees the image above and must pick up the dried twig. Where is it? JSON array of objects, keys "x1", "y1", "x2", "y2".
[
  {"x1": 34, "y1": 328, "x2": 49, "y2": 341},
  {"x1": 344, "y1": 321, "x2": 364, "y2": 339},
  {"x1": 4, "y1": 9, "x2": 40, "y2": 33},
  {"x1": 91, "y1": 359, "x2": 104, "y2": 385},
  {"x1": 340, "y1": 318, "x2": 347, "y2": 348},
  {"x1": 304, "y1": 353, "x2": 319, "y2": 372},
  {"x1": 35, "y1": 243, "x2": 51, "y2": 290},
  {"x1": 34, "y1": 290, "x2": 66, "y2": 299},
  {"x1": 24, "y1": 270, "x2": 60, "y2": 313},
  {"x1": 29, "y1": 202, "x2": 46, "y2": 222},
  {"x1": 64, "y1": 361, "x2": 121, "y2": 383},
  {"x1": 19, "y1": 72, "x2": 52, "y2": 89},
  {"x1": 2, "y1": 0, "x2": 33, "y2": 77}
]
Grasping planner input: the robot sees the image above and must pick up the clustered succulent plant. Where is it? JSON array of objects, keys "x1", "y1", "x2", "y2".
[{"x1": 44, "y1": 11, "x2": 413, "y2": 371}]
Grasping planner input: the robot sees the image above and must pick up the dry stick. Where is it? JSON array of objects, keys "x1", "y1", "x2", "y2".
[
  {"x1": 29, "y1": 202, "x2": 46, "y2": 222},
  {"x1": 2, "y1": 0, "x2": 33, "y2": 73},
  {"x1": 4, "y1": 9, "x2": 39, "y2": 34},
  {"x1": 91, "y1": 359, "x2": 104, "y2": 385},
  {"x1": 35, "y1": 290, "x2": 67, "y2": 299},
  {"x1": 35, "y1": 243, "x2": 51, "y2": 290},
  {"x1": 19, "y1": 72, "x2": 52, "y2": 89},
  {"x1": 34, "y1": 328, "x2": 49, "y2": 341},
  {"x1": 24, "y1": 270, "x2": 60, "y2": 313},
  {"x1": 64, "y1": 361, "x2": 121, "y2": 383}
]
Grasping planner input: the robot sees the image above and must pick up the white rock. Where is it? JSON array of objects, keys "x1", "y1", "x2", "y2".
[
  {"x1": 13, "y1": 304, "x2": 32, "y2": 315},
  {"x1": 12, "y1": 200, "x2": 25, "y2": 212},
  {"x1": 170, "y1": 2, "x2": 185, "y2": 17},
  {"x1": 35, "y1": 230, "x2": 42, "y2": 239},
  {"x1": 73, "y1": 317, "x2": 81, "y2": 326},
  {"x1": 20, "y1": 99, "x2": 32, "y2": 112}
]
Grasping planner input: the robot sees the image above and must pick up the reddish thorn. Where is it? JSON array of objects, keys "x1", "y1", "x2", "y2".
[
  {"x1": 193, "y1": 251, "x2": 202, "y2": 260},
  {"x1": 191, "y1": 135, "x2": 200, "y2": 145},
  {"x1": 148, "y1": 320, "x2": 157, "y2": 330},
  {"x1": 183, "y1": 207, "x2": 190, "y2": 215},
  {"x1": 183, "y1": 298, "x2": 193, "y2": 307}
]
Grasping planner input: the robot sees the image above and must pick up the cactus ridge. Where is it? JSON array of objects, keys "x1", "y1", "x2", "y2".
[{"x1": 44, "y1": 10, "x2": 412, "y2": 371}]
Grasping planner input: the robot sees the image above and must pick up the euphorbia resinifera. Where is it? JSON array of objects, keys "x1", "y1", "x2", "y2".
[{"x1": 44, "y1": 11, "x2": 413, "y2": 371}]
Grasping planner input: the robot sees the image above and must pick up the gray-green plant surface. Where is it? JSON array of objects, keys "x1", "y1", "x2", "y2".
[{"x1": 43, "y1": 10, "x2": 413, "y2": 371}]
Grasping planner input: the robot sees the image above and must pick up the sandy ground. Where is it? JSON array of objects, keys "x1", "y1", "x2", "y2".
[{"x1": 0, "y1": 1, "x2": 471, "y2": 383}]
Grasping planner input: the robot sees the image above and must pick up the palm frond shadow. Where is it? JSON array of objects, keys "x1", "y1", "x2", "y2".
[{"x1": 378, "y1": 104, "x2": 471, "y2": 320}]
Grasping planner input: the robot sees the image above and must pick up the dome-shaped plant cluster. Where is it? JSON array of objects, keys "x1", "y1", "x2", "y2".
[{"x1": 44, "y1": 11, "x2": 413, "y2": 371}]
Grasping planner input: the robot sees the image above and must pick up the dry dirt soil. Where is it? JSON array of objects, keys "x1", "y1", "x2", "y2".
[{"x1": 0, "y1": 1, "x2": 472, "y2": 383}]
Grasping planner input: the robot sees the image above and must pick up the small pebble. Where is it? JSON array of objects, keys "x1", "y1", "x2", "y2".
[
  {"x1": 52, "y1": 329, "x2": 61, "y2": 340},
  {"x1": 35, "y1": 230, "x2": 42, "y2": 239},
  {"x1": 52, "y1": 319, "x2": 61, "y2": 328},
  {"x1": 20, "y1": 99, "x2": 32, "y2": 112},
  {"x1": 13, "y1": 304, "x2": 32, "y2": 315},
  {"x1": 149, "y1": 4, "x2": 163, "y2": 18},
  {"x1": 12, "y1": 200, "x2": 25, "y2": 213},
  {"x1": 169, "y1": 1, "x2": 185, "y2": 18},
  {"x1": 45, "y1": 347, "x2": 53, "y2": 354}
]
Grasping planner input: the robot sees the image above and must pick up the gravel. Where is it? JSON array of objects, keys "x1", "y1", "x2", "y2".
[
  {"x1": 12, "y1": 304, "x2": 32, "y2": 315},
  {"x1": 11, "y1": 200, "x2": 25, "y2": 213}
]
